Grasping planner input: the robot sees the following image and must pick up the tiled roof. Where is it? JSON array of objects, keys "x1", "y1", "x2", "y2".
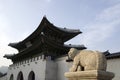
[{"x1": 106, "y1": 52, "x2": 120, "y2": 59}]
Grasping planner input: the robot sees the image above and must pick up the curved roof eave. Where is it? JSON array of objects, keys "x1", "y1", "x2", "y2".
[
  {"x1": 8, "y1": 16, "x2": 82, "y2": 49},
  {"x1": 56, "y1": 27, "x2": 82, "y2": 34},
  {"x1": 64, "y1": 44, "x2": 87, "y2": 50}
]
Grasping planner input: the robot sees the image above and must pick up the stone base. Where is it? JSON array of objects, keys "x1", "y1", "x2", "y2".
[{"x1": 64, "y1": 70, "x2": 114, "y2": 80}]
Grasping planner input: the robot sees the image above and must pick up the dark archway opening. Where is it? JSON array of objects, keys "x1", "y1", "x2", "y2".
[
  {"x1": 10, "y1": 74, "x2": 14, "y2": 80},
  {"x1": 28, "y1": 71, "x2": 35, "y2": 80},
  {"x1": 17, "y1": 71, "x2": 24, "y2": 80}
]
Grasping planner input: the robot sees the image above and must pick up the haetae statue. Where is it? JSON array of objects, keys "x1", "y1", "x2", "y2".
[{"x1": 68, "y1": 48, "x2": 107, "y2": 72}]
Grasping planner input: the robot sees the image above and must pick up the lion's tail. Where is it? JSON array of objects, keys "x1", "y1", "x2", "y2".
[{"x1": 96, "y1": 51, "x2": 107, "y2": 71}]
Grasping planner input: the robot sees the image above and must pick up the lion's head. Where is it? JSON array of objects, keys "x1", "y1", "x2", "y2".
[{"x1": 68, "y1": 48, "x2": 78, "y2": 60}]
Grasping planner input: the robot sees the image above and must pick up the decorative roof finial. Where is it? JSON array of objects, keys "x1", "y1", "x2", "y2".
[{"x1": 43, "y1": 15, "x2": 47, "y2": 18}]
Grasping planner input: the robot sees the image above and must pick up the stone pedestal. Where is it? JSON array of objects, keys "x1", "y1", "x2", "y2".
[{"x1": 64, "y1": 70, "x2": 114, "y2": 80}]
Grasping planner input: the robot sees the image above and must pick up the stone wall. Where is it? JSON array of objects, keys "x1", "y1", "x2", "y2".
[
  {"x1": 55, "y1": 57, "x2": 72, "y2": 80},
  {"x1": 3, "y1": 56, "x2": 120, "y2": 80},
  {"x1": 7, "y1": 55, "x2": 57, "y2": 80},
  {"x1": 107, "y1": 58, "x2": 120, "y2": 80}
]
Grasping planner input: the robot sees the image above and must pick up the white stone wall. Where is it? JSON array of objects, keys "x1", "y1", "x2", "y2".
[
  {"x1": 4, "y1": 56, "x2": 120, "y2": 80},
  {"x1": 5, "y1": 56, "x2": 71, "y2": 80},
  {"x1": 6, "y1": 55, "x2": 57, "y2": 80},
  {"x1": 107, "y1": 58, "x2": 120, "y2": 80},
  {"x1": 46, "y1": 60, "x2": 57, "y2": 80},
  {"x1": 7, "y1": 55, "x2": 47, "y2": 80},
  {"x1": 55, "y1": 57, "x2": 72, "y2": 80}
]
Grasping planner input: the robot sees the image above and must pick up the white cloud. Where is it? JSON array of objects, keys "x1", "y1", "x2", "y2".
[
  {"x1": 0, "y1": 46, "x2": 17, "y2": 66},
  {"x1": 96, "y1": 3, "x2": 120, "y2": 22},
  {"x1": 0, "y1": 5, "x2": 18, "y2": 66},
  {"x1": 81, "y1": 3, "x2": 120, "y2": 50}
]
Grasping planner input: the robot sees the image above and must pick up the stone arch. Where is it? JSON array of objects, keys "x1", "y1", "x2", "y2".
[
  {"x1": 17, "y1": 71, "x2": 24, "y2": 80},
  {"x1": 28, "y1": 71, "x2": 35, "y2": 80},
  {"x1": 9, "y1": 74, "x2": 14, "y2": 80}
]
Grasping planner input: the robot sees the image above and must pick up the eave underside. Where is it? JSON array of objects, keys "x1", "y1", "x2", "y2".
[{"x1": 10, "y1": 35, "x2": 86, "y2": 62}]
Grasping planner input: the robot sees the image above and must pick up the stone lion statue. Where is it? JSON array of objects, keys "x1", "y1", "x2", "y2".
[{"x1": 68, "y1": 48, "x2": 107, "y2": 72}]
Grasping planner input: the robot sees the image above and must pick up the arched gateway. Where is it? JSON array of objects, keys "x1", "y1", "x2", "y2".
[
  {"x1": 28, "y1": 71, "x2": 35, "y2": 80},
  {"x1": 9, "y1": 74, "x2": 13, "y2": 80},
  {"x1": 17, "y1": 71, "x2": 24, "y2": 80}
]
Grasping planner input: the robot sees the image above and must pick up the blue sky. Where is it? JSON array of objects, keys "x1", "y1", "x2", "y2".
[{"x1": 0, "y1": 0, "x2": 120, "y2": 67}]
